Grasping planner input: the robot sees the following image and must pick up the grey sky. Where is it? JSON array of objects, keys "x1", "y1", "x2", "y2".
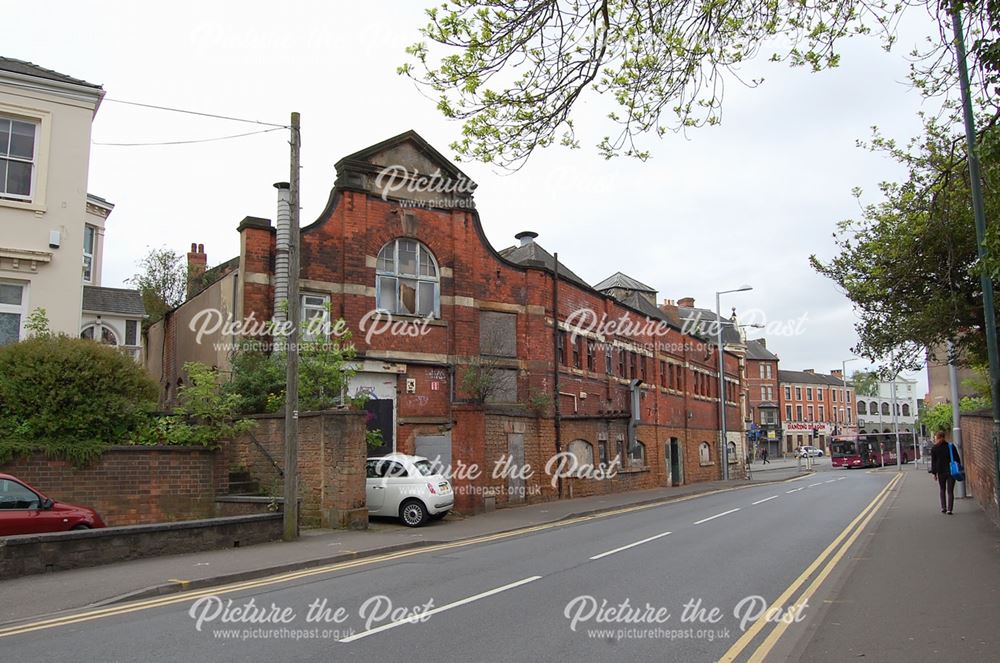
[{"x1": 8, "y1": 1, "x2": 941, "y2": 391}]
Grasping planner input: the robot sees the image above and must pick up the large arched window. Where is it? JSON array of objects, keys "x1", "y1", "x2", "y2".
[
  {"x1": 902, "y1": 404, "x2": 910, "y2": 417},
  {"x1": 881, "y1": 402, "x2": 890, "y2": 415},
  {"x1": 869, "y1": 401, "x2": 878, "y2": 415},
  {"x1": 857, "y1": 401, "x2": 867, "y2": 415},
  {"x1": 375, "y1": 238, "x2": 440, "y2": 317}
]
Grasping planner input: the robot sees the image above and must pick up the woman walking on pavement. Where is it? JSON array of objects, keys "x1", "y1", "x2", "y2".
[{"x1": 930, "y1": 430, "x2": 960, "y2": 514}]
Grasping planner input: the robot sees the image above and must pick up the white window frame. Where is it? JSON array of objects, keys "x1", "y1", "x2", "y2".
[
  {"x1": 82, "y1": 224, "x2": 96, "y2": 283},
  {"x1": 0, "y1": 105, "x2": 50, "y2": 210},
  {"x1": 300, "y1": 293, "x2": 331, "y2": 342},
  {"x1": 81, "y1": 323, "x2": 119, "y2": 346},
  {"x1": 375, "y1": 238, "x2": 440, "y2": 318},
  {"x1": 765, "y1": 364, "x2": 772, "y2": 379},
  {"x1": 0, "y1": 280, "x2": 27, "y2": 346}
]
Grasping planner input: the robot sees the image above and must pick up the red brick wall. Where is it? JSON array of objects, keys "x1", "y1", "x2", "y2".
[
  {"x1": 160, "y1": 136, "x2": 752, "y2": 515},
  {"x1": 960, "y1": 412, "x2": 1000, "y2": 529},
  {"x1": 1, "y1": 446, "x2": 218, "y2": 526},
  {"x1": 230, "y1": 410, "x2": 368, "y2": 528}
]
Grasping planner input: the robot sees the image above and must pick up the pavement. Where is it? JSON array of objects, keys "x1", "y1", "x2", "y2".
[
  {"x1": 0, "y1": 463, "x2": 872, "y2": 662},
  {"x1": 789, "y1": 466, "x2": 1000, "y2": 663},
  {"x1": 0, "y1": 464, "x2": 806, "y2": 625},
  {"x1": 3, "y1": 461, "x2": 997, "y2": 662}
]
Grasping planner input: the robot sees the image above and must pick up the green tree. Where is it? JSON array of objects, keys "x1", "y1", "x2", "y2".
[
  {"x1": 402, "y1": 0, "x2": 999, "y2": 168},
  {"x1": 852, "y1": 370, "x2": 880, "y2": 397},
  {"x1": 811, "y1": 113, "x2": 1000, "y2": 373},
  {"x1": 920, "y1": 395, "x2": 992, "y2": 432},
  {"x1": 127, "y1": 247, "x2": 187, "y2": 324},
  {"x1": 0, "y1": 336, "x2": 158, "y2": 464},
  {"x1": 223, "y1": 333, "x2": 359, "y2": 414}
]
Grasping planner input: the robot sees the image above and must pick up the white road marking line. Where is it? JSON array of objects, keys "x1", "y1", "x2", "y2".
[
  {"x1": 786, "y1": 487, "x2": 804, "y2": 494},
  {"x1": 836, "y1": 477, "x2": 846, "y2": 481},
  {"x1": 808, "y1": 482, "x2": 824, "y2": 487},
  {"x1": 752, "y1": 496, "x2": 779, "y2": 505},
  {"x1": 825, "y1": 480, "x2": 836, "y2": 484},
  {"x1": 590, "y1": 531, "x2": 672, "y2": 560},
  {"x1": 694, "y1": 508, "x2": 741, "y2": 525},
  {"x1": 338, "y1": 575, "x2": 543, "y2": 643}
]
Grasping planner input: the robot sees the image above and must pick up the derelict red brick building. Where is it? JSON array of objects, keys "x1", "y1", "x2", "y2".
[{"x1": 148, "y1": 131, "x2": 743, "y2": 513}]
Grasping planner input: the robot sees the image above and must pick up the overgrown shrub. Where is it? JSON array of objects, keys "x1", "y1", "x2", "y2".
[
  {"x1": 130, "y1": 362, "x2": 254, "y2": 447},
  {"x1": 0, "y1": 335, "x2": 158, "y2": 464},
  {"x1": 224, "y1": 334, "x2": 358, "y2": 414}
]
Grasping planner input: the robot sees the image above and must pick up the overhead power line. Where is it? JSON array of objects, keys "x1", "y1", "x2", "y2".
[
  {"x1": 103, "y1": 97, "x2": 289, "y2": 128},
  {"x1": 93, "y1": 126, "x2": 285, "y2": 147}
]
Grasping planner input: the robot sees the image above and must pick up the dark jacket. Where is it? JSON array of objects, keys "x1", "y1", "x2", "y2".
[{"x1": 930, "y1": 442, "x2": 961, "y2": 477}]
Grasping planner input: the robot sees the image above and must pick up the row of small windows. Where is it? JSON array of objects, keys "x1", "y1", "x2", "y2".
[
  {"x1": 556, "y1": 332, "x2": 737, "y2": 401},
  {"x1": 783, "y1": 385, "x2": 851, "y2": 403},
  {"x1": 784, "y1": 404, "x2": 852, "y2": 424},
  {"x1": 567, "y1": 438, "x2": 646, "y2": 468},
  {"x1": 857, "y1": 401, "x2": 911, "y2": 417}
]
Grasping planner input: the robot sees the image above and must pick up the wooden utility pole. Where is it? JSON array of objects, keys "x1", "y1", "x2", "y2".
[{"x1": 283, "y1": 111, "x2": 301, "y2": 542}]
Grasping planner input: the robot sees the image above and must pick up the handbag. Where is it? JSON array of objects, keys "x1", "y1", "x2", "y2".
[{"x1": 948, "y1": 443, "x2": 965, "y2": 482}]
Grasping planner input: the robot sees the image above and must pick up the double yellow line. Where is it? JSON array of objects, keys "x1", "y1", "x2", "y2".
[
  {"x1": 719, "y1": 471, "x2": 903, "y2": 663},
  {"x1": 0, "y1": 480, "x2": 775, "y2": 640}
]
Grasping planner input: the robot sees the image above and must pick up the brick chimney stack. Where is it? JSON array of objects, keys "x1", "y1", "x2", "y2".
[
  {"x1": 831, "y1": 369, "x2": 843, "y2": 379},
  {"x1": 677, "y1": 297, "x2": 695, "y2": 308},
  {"x1": 187, "y1": 242, "x2": 207, "y2": 298}
]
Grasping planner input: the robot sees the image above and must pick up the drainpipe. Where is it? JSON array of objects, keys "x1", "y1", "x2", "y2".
[
  {"x1": 273, "y1": 182, "x2": 291, "y2": 327},
  {"x1": 628, "y1": 379, "x2": 642, "y2": 458},
  {"x1": 552, "y1": 253, "x2": 562, "y2": 498}
]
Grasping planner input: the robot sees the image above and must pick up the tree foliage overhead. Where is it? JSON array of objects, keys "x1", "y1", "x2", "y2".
[
  {"x1": 127, "y1": 247, "x2": 188, "y2": 324},
  {"x1": 852, "y1": 369, "x2": 881, "y2": 396},
  {"x1": 402, "y1": 0, "x2": 997, "y2": 168},
  {"x1": 811, "y1": 112, "x2": 1000, "y2": 373}
]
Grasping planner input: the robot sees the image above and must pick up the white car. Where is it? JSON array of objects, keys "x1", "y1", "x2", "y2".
[
  {"x1": 366, "y1": 453, "x2": 454, "y2": 527},
  {"x1": 797, "y1": 445, "x2": 824, "y2": 458}
]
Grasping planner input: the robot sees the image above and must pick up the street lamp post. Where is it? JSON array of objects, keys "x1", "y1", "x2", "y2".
[
  {"x1": 841, "y1": 358, "x2": 859, "y2": 436},
  {"x1": 717, "y1": 285, "x2": 752, "y2": 480}
]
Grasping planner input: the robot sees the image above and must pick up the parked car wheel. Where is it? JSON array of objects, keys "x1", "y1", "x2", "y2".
[{"x1": 400, "y1": 499, "x2": 428, "y2": 527}]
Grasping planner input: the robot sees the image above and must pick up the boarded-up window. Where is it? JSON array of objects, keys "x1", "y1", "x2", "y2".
[
  {"x1": 568, "y1": 439, "x2": 594, "y2": 473},
  {"x1": 479, "y1": 311, "x2": 517, "y2": 357}
]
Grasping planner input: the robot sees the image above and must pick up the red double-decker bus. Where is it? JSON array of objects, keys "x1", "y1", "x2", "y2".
[{"x1": 831, "y1": 433, "x2": 917, "y2": 468}]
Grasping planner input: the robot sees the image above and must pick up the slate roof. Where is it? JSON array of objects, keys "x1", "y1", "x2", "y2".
[
  {"x1": 334, "y1": 129, "x2": 476, "y2": 188},
  {"x1": 82, "y1": 286, "x2": 145, "y2": 317},
  {"x1": 677, "y1": 305, "x2": 742, "y2": 345},
  {"x1": 746, "y1": 338, "x2": 779, "y2": 361},
  {"x1": 594, "y1": 272, "x2": 656, "y2": 294},
  {"x1": 499, "y1": 240, "x2": 590, "y2": 289},
  {"x1": 778, "y1": 369, "x2": 849, "y2": 387},
  {"x1": 0, "y1": 57, "x2": 101, "y2": 89}
]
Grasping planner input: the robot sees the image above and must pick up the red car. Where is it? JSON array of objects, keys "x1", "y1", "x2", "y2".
[{"x1": 0, "y1": 473, "x2": 106, "y2": 536}]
